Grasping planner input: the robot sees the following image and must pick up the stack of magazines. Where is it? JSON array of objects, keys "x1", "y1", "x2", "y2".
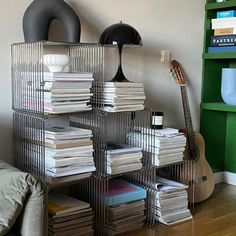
[
  {"x1": 153, "y1": 177, "x2": 192, "y2": 225},
  {"x1": 41, "y1": 72, "x2": 94, "y2": 114},
  {"x1": 105, "y1": 179, "x2": 146, "y2": 235},
  {"x1": 44, "y1": 126, "x2": 96, "y2": 178},
  {"x1": 128, "y1": 128, "x2": 186, "y2": 166},
  {"x1": 48, "y1": 193, "x2": 94, "y2": 236},
  {"x1": 100, "y1": 82, "x2": 145, "y2": 112},
  {"x1": 106, "y1": 143, "x2": 143, "y2": 175}
]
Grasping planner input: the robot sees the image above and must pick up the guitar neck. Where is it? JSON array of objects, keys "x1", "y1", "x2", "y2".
[{"x1": 180, "y1": 85, "x2": 195, "y2": 149}]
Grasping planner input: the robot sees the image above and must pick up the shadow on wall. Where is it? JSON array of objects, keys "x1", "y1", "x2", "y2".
[{"x1": 0, "y1": 122, "x2": 13, "y2": 164}]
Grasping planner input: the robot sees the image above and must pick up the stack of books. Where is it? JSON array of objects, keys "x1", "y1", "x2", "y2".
[
  {"x1": 209, "y1": 10, "x2": 236, "y2": 52},
  {"x1": 153, "y1": 177, "x2": 192, "y2": 225},
  {"x1": 48, "y1": 193, "x2": 94, "y2": 236},
  {"x1": 100, "y1": 82, "x2": 145, "y2": 112},
  {"x1": 106, "y1": 143, "x2": 143, "y2": 175},
  {"x1": 44, "y1": 126, "x2": 96, "y2": 178},
  {"x1": 128, "y1": 128, "x2": 186, "y2": 167},
  {"x1": 105, "y1": 179, "x2": 146, "y2": 235},
  {"x1": 41, "y1": 72, "x2": 94, "y2": 114}
]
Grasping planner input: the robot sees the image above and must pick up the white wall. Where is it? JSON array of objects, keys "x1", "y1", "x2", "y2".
[{"x1": 0, "y1": 0, "x2": 205, "y2": 163}]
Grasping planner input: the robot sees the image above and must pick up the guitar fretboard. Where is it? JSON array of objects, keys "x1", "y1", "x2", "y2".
[{"x1": 180, "y1": 85, "x2": 195, "y2": 150}]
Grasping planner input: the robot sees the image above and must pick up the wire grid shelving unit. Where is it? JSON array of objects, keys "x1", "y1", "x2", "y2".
[{"x1": 11, "y1": 41, "x2": 195, "y2": 235}]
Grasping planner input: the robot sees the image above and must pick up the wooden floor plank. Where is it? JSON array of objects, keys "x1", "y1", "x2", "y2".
[{"x1": 122, "y1": 183, "x2": 236, "y2": 236}]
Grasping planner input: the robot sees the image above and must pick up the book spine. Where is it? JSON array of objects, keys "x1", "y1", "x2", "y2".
[
  {"x1": 208, "y1": 46, "x2": 236, "y2": 53},
  {"x1": 211, "y1": 35, "x2": 236, "y2": 46},
  {"x1": 214, "y1": 28, "x2": 236, "y2": 36},
  {"x1": 217, "y1": 10, "x2": 236, "y2": 19}
]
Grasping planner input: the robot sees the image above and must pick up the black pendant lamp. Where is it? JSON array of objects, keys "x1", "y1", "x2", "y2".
[{"x1": 99, "y1": 21, "x2": 142, "y2": 82}]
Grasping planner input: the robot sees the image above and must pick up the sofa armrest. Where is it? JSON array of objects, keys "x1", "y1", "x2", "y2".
[{"x1": 0, "y1": 161, "x2": 47, "y2": 236}]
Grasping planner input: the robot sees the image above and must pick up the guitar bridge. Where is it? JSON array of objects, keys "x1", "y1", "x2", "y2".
[{"x1": 189, "y1": 176, "x2": 207, "y2": 186}]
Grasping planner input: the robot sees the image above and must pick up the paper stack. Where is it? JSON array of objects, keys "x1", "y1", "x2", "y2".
[
  {"x1": 128, "y1": 128, "x2": 186, "y2": 167},
  {"x1": 153, "y1": 177, "x2": 192, "y2": 225},
  {"x1": 42, "y1": 72, "x2": 94, "y2": 114},
  {"x1": 105, "y1": 179, "x2": 146, "y2": 235},
  {"x1": 100, "y1": 82, "x2": 145, "y2": 112},
  {"x1": 106, "y1": 143, "x2": 143, "y2": 175},
  {"x1": 48, "y1": 193, "x2": 94, "y2": 236},
  {"x1": 44, "y1": 126, "x2": 96, "y2": 178}
]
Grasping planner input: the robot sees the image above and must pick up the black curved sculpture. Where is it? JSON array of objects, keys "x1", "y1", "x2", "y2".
[{"x1": 23, "y1": 0, "x2": 81, "y2": 42}]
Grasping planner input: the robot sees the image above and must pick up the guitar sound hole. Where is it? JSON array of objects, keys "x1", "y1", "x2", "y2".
[{"x1": 189, "y1": 146, "x2": 199, "y2": 161}]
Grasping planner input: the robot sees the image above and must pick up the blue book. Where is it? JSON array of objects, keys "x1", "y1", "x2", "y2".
[
  {"x1": 208, "y1": 46, "x2": 236, "y2": 53},
  {"x1": 106, "y1": 179, "x2": 147, "y2": 206},
  {"x1": 217, "y1": 10, "x2": 236, "y2": 18},
  {"x1": 211, "y1": 35, "x2": 236, "y2": 47}
]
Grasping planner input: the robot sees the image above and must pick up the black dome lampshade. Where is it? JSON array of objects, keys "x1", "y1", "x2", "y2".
[{"x1": 99, "y1": 21, "x2": 142, "y2": 82}]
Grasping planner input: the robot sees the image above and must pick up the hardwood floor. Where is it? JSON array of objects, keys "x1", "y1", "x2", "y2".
[{"x1": 123, "y1": 183, "x2": 236, "y2": 236}]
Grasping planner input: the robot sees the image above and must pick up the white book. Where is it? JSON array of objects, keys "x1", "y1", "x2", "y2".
[
  {"x1": 212, "y1": 17, "x2": 236, "y2": 23},
  {"x1": 44, "y1": 81, "x2": 92, "y2": 89},
  {"x1": 44, "y1": 100, "x2": 90, "y2": 106},
  {"x1": 45, "y1": 156, "x2": 94, "y2": 168},
  {"x1": 45, "y1": 126, "x2": 92, "y2": 140},
  {"x1": 102, "y1": 105, "x2": 144, "y2": 113},
  {"x1": 44, "y1": 88, "x2": 91, "y2": 94},
  {"x1": 106, "y1": 163, "x2": 142, "y2": 175},
  {"x1": 104, "y1": 82, "x2": 144, "y2": 88},
  {"x1": 212, "y1": 22, "x2": 236, "y2": 29},
  {"x1": 45, "y1": 145, "x2": 94, "y2": 158},
  {"x1": 46, "y1": 165, "x2": 96, "y2": 177},
  {"x1": 44, "y1": 105, "x2": 92, "y2": 114},
  {"x1": 44, "y1": 92, "x2": 93, "y2": 98},
  {"x1": 107, "y1": 144, "x2": 142, "y2": 155}
]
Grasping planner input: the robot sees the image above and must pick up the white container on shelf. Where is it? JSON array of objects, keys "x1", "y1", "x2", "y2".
[{"x1": 221, "y1": 68, "x2": 236, "y2": 105}]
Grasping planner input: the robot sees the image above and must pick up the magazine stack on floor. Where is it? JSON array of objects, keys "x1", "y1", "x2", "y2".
[
  {"x1": 44, "y1": 126, "x2": 95, "y2": 179},
  {"x1": 48, "y1": 193, "x2": 94, "y2": 236},
  {"x1": 105, "y1": 179, "x2": 147, "y2": 235},
  {"x1": 153, "y1": 177, "x2": 192, "y2": 225},
  {"x1": 100, "y1": 82, "x2": 145, "y2": 112},
  {"x1": 106, "y1": 143, "x2": 143, "y2": 175},
  {"x1": 128, "y1": 128, "x2": 186, "y2": 166},
  {"x1": 41, "y1": 72, "x2": 94, "y2": 114}
]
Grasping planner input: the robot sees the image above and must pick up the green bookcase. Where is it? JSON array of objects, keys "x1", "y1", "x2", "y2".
[{"x1": 201, "y1": 0, "x2": 236, "y2": 173}]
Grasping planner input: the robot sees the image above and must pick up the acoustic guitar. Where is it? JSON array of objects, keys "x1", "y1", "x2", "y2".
[{"x1": 170, "y1": 60, "x2": 215, "y2": 203}]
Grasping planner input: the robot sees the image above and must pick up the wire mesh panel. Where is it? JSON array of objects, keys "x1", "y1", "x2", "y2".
[
  {"x1": 13, "y1": 111, "x2": 94, "y2": 187},
  {"x1": 72, "y1": 176, "x2": 108, "y2": 236},
  {"x1": 70, "y1": 109, "x2": 155, "y2": 177},
  {"x1": 13, "y1": 111, "x2": 46, "y2": 179},
  {"x1": 11, "y1": 41, "x2": 104, "y2": 114},
  {"x1": 157, "y1": 160, "x2": 196, "y2": 213},
  {"x1": 126, "y1": 168, "x2": 157, "y2": 225}
]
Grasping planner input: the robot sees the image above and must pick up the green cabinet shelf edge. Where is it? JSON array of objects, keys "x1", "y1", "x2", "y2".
[
  {"x1": 203, "y1": 53, "x2": 236, "y2": 59},
  {"x1": 201, "y1": 103, "x2": 236, "y2": 112},
  {"x1": 206, "y1": 0, "x2": 236, "y2": 10}
]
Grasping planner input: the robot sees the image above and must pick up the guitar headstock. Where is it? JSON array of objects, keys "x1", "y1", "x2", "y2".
[{"x1": 170, "y1": 60, "x2": 186, "y2": 86}]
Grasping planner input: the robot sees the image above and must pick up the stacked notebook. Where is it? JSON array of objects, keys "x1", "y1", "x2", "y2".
[
  {"x1": 42, "y1": 72, "x2": 94, "y2": 114},
  {"x1": 106, "y1": 143, "x2": 143, "y2": 175},
  {"x1": 128, "y1": 128, "x2": 186, "y2": 166},
  {"x1": 100, "y1": 82, "x2": 145, "y2": 112},
  {"x1": 105, "y1": 179, "x2": 146, "y2": 235},
  {"x1": 153, "y1": 177, "x2": 192, "y2": 225},
  {"x1": 48, "y1": 193, "x2": 94, "y2": 236},
  {"x1": 44, "y1": 126, "x2": 95, "y2": 178},
  {"x1": 209, "y1": 10, "x2": 236, "y2": 53}
]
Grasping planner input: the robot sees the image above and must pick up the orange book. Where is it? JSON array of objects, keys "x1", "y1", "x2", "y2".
[{"x1": 214, "y1": 28, "x2": 236, "y2": 36}]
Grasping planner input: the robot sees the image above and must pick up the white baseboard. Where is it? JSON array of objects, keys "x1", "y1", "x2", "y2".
[{"x1": 214, "y1": 171, "x2": 236, "y2": 186}]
